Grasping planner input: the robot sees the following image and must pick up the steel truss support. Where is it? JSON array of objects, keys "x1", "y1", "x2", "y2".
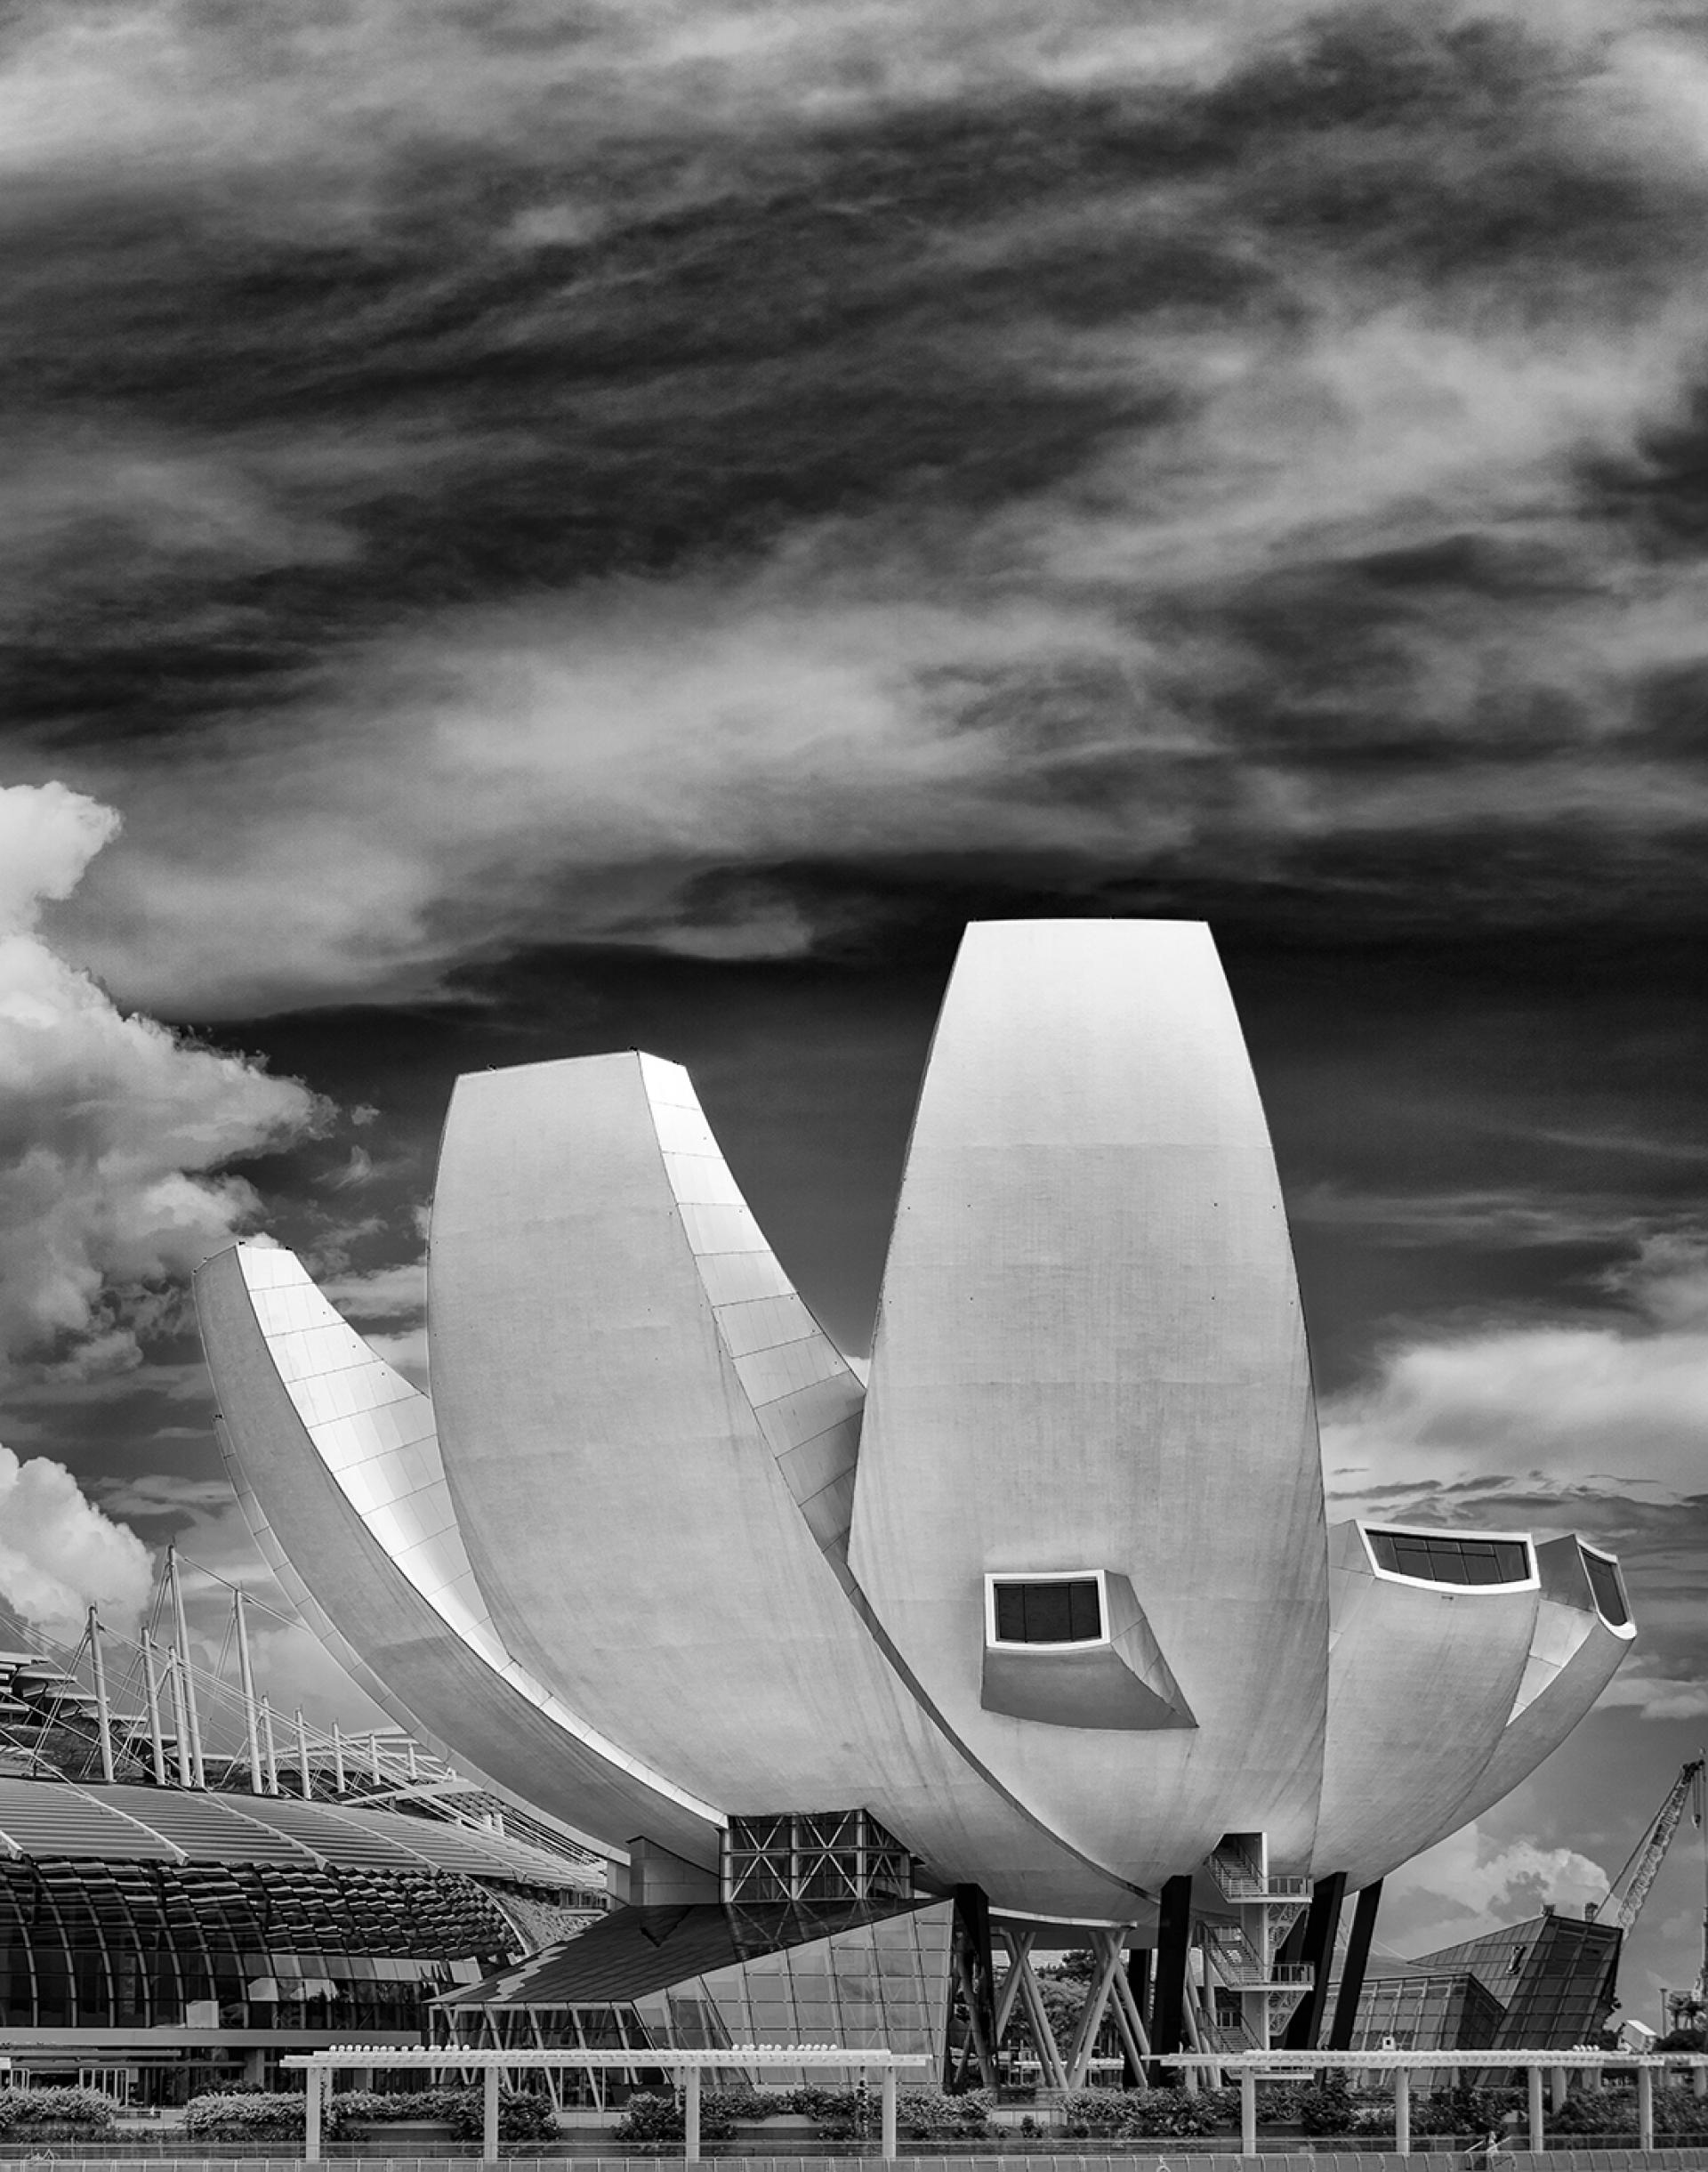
[
  {"x1": 994, "y1": 1926, "x2": 1071, "y2": 2093},
  {"x1": 1064, "y1": 1926, "x2": 1155, "y2": 2087},
  {"x1": 1283, "y1": 1871, "x2": 1348, "y2": 2051},
  {"x1": 1328, "y1": 1877, "x2": 1383, "y2": 2051}
]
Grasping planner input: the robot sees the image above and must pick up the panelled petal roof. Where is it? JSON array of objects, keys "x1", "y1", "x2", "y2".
[
  {"x1": 198, "y1": 918, "x2": 1634, "y2": 1920},
  {"x1": 0, "y1": 1777, "x2": 589, "y2": 1888}
]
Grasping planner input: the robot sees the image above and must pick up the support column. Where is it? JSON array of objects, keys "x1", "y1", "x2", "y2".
[
  {"x1": 1149, "y1": 1874, "x2": 1194, "y2": 2062},
  {"x1": 1551, "y1": 2065, "x2": 1567, "y2": 2113},
  {"x1": 1638, "y1": 2063, "x2": 1655, "y2": 2152},
  {"x1": 684, "y1": 2065, "x2": 700, "y2": 2163},
  {"x1": 304, "y1": 2066, "x2": 323, "y2": 2163},
  {"x1": 1394, "y1": 2069, "x2": 1410, "y2": 2159},
  {"x1": 1124, "y1": 1949, "x2": 1151, "y2": 2084},
  {"x1": 86, "y1": 1607, "x2": 116, "y2": 1784},
  {"x1": 881, "y1": 2066, "x2": 898, "y2": 2161},
  {"x1": 1327, "y1": 1878, "x2": 1382, "y2": 2050},
  {"x1": 950, "y1": 1885, "x2": 998, "y2": 2091},
  {"x1": 482, "y1": 2063, "x2": 500, "y2": 2162},
  {"x1": 1282, "y1": 1872, "x2": 1347, "y2": 2051},
  {"x1": 1527, "y1": 2063, "x2": 1543, "y2": 2152}
]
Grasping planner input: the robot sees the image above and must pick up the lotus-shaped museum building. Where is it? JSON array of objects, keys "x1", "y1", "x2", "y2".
[{"x1": 197, "y1": 921, "x2": 1632, "y2": 2060}]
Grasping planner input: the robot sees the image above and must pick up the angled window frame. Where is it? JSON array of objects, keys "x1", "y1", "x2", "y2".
[
  {"x1": 983, "y1": 1570, "x2": 1110, "y2": 1652},
  {"x1": 1577, "y1": 1540, "x2": 1635, "y2": 1634},
  {"x1": 1358, "y1": 1522, "x2": 1538, "y2": 1594}
]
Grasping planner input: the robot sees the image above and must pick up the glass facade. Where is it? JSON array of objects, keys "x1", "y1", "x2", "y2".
[
  {"x1": 0, "y1": 1857, "x2": 512, "y2": 2031},
  {"x1": 443, "y1": 1898, "x2": 955, "y2": 2107},
  {"x1": 1367, "y1": 1530, "x2": 1531, "y2": 1586}
]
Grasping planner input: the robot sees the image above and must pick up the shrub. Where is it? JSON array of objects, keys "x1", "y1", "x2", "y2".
[
  {"x1": 1295, "y1": 2074, "x2": 1357, "y2": 2135},
  {"x1": 1544, "y1": 2087, "x2": 1636, "y2": 2137},
  {"x1": 442, "y1": 2087, "x2": 558, "y2": 2142},
  {"x1": 897, "y1": 2085, "x2": 995, "y2": 2138},
  {"x1": 0, "y1": 2087, "x2": 119, "y2": 2136},
  {"x1": 1403, "y1": 2085, "x2": 1523, "y2": 2139},
  {"x1": 706, "y1": 2081, "x2": 786, "y2": 2122},
  {"x1": 612, "y1": 2090, "x2": 737, "y2": 2144},
  {"x1": 1060, "y1": 2086, "x2": 1231, "y2": 2139},
  {"x1": 1656, "y1": 2086, "x2": 1708, "y2": 2137},
  {"x1": 183, "y1": 2092, "x2": 305, "y2": 2140}
]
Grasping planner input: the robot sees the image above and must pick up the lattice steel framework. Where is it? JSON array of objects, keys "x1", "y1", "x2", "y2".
[{"x1": 721, "y1": 1811, "x2": 912, "y2": 1905}]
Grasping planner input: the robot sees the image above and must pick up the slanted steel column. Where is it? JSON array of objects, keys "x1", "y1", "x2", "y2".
[
  {"x1": 1282, "y1": 1871, "x2": 1347, "y2": 2050},
  {"x1": 140, "y1": 1630, "x2": 168, "y2": 1786},
  {"x1": 1149, "y1": 1873, "x2": 1194, "y2": 2062},
  {"x1": 1122, "y1": 1948, "x2": 1151, "y2": 2085},
  {"x1": 1328, "y1": 1878, "x2": 1382, "y2": 2049},
  {"x1": 86, "y1": 1607, "x2": 116, "y2": 1785}
]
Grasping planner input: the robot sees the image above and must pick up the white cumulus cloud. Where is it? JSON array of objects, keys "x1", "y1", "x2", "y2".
[
  {"x1": 0, "y1": 1441, "x2": 154, "y2": 1638},
  {"x1": 1382, "y1": 1821, "x2": 1613, "y2": 1958},
  {"x1": 0, "y1": 779, "x2": 328, "y2": 1375},
  {"x1": 1322, "y1": 1239, "x2": 1708, "y2": 1504}
]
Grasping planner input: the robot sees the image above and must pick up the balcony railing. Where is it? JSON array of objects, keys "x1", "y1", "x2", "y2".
[{"x1": 1204, "y1": 1855, "x2": 1311, "y2": 1903}]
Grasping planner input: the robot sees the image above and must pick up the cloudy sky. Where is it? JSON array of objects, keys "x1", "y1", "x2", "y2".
[{"x1": 3, "y1": 0, "x2": 1707, "y2": 2012}]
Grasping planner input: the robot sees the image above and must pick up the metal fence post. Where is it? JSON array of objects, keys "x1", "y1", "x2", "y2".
[
  {"x1": 882, "y1": 2065, "x2": 898, "y2": 2161},
  {"x1": 685, "y1": 2064, "x2": 701, "y2": 2163},
  {"x1": 1638, "y1": 2062, "x2": 1655, "y2": 2152},
  {"x1": 483, "y1": 2063, "x2": 500, "y2": 2162},
  {"x1": 1394, "y1": 2069, "x2": 1410, "y2": 2158},
  {"x1": 304, "y1": 2064, "x2": 323, "y2": 2164},
  {"x1": 1240, "y1": 2068, "x2": 1256, "y2": 2158},
  {"x1": 1527, "y1": 2063, "x2": 1543, "y2": 2153}
]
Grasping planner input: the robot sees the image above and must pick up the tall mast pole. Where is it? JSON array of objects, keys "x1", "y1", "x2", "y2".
[
  {"x1": 295, "y1": 1708, "x2": 312, "y2": 1800},
  {"x1": 166, "y1": 1545, "x2": 205, "y2": 1788},
  {"x1": 261, "y1": 1694, "x2": 279, "y2": 1794},
  {"x1": 231, "y1": 1588, "x2": 264, "y2": 1795},
  {"x1": 86, "y1": 1606, "x2": 116, "y2": 1785},
  {"x1": 165, "y1": 1643, "x2": 194, "y2": 1788},
  {"x1": 140, "y1": 1630, "x2": 169, "y2": 1786}
]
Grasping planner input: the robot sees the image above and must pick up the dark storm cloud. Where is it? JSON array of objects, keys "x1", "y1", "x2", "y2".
[{"x1": 7, "y1": 0, "x2": 1708, "y2": 1008}]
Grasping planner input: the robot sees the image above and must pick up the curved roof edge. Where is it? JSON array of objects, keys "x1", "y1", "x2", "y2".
[{"x1": 194, "y1": 1242, "x2": 725, "y2": 1869}]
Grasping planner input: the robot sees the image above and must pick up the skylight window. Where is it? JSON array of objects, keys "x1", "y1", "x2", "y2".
[
  {"x1": 1366, "y1": 1530, "x2": 1532, "y2": 1587},
  {"x1": 987, "y1": 1575, "x2": 1104, "y2": 1646}
]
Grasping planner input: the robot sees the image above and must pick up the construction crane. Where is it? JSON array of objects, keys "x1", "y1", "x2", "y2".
[{"x1": 1589, "y1": 1756, "x2": 1704, "y2": 1933}]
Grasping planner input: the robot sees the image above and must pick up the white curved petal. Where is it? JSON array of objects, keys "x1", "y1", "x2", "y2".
[
  {"x1": 427, "y1": 1049, "x2": 1140, "y2": 1920},
  {"x1": 1314, "y1": 1520, "x2": 1541, "y2": 1887},
  {"x1": 196, "y1": 1242, "x2": 723, "y2": 1866},
  {"x1": 848, "y1": 919, "x2": 1330, "y2": 1887}
]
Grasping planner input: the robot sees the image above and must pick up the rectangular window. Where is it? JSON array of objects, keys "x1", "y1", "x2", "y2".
[
  {"x1": 1367, "y1": 1530, "x2": 1530, "y2": 1587},
  {"x1": 991, "y1": 1578, "x2": 1102, "y2": 1644},
  {"x1": 1582, "y1": 1548, "x2": 1630, "y2": 1627}
]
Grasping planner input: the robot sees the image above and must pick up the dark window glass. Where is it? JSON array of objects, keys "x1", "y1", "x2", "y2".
[
  {"x1": 992, "y1": 1579, "x2": 1102, "y2": 1643},
  {"x1": 1368, "y1": 1530, "x2": 1530, "y2": 1586},
  {"x1": 1583, "y1": 1549, "x2": 1630, "y2": 1627}
]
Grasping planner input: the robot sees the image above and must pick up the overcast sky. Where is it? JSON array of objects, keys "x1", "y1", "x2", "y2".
[{"x1": 3, "y1": 0, "x2": 1707, "y2": 2012}]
